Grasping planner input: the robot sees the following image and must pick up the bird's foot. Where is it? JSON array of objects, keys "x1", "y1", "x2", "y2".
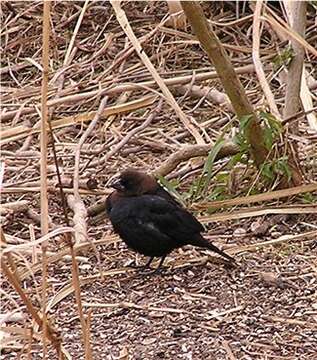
[
  {"x1": 138, "y1": 265, "x2": 169, "y2": 276},
  {"x1": 127, "y1": 263, "x2": 152, "y2": 271},
  {"x1": 151, "y1": 266, "x2": 166, "y2": 275},
  {"x1": 127, "y1": 256, "x2": 169, "y2": 276},
  {"x1": 126, "y1": 256, "x2": 154, "y2": 271}
]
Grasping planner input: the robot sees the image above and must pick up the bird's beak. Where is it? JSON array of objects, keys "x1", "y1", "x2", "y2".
[{"x1": 109, "y1": 178, "x2": 124, "y2": 192}]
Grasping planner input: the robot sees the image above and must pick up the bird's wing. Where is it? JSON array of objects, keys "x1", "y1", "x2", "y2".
[
  {"x1": 139, "y1": 195, "x2": 205, "y2": 239},
  {"x1": 109, "y1": 196, "x2": 173, "y2": 256},
  {"x1": 106, "y1": 191, "x2": 122, "y2": 216},
  {"x1": 154, "y1": 185, "x2": 184, "y2": 207},
  {"x1": 105, "y1": 193, "x2": 113, "y2": 215},
  {"x1": 109, "y1": 194, "x2": 204, "y2": 238}
]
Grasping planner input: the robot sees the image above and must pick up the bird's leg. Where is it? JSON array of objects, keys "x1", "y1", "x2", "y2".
[
  {"x1": 148, "y1": 255, "x2": 168, "y2": 275},
  {"x1": 144, "y1": 256, "x2": 154, "y2": 269},
  {"x1": 157, "y1": 254, "x2": 167, "y2": 270},
  {"x1": 127, "y1": 256, "x2": 154, "y2": 270},
  {"x1": 130, "y1": 255, "x2": 166, "y2": 274}
]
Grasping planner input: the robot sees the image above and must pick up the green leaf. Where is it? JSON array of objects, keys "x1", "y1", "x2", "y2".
[
  {"x1": 275, "y1": 158, "x2": 292, "y2": 181},
  {"x1": 206, "y1": 185, "x2": 227, "y2": 201},
  {"x1": 272, "y1": 46, "x2": 294, "y2": 69},
  {"x1": 216, "y1": 172, "x2": 229, "y2": 183},
  {"x1": 261, "y1": 162, "x2": 274, "y2": 181},
  {"x1": 300, "y1": 192, "x2": 315, "y2": 204},
  {"x1": 263, "y1": 126, "x2": 274, "y2": 150},
  {"x1": 261, "y1": 111, "x2": 282, "y2": 135},
  {"x1": 196, "y1": 138, "x2": 225, "y2": 198},
  {"x1": 239, "y1": 114, "x2": 253, "y2": 134},
  {"x1": 187, "y1": 177, "x2": 202, "y2": 201},
  {"x1": 259, "y1": 111, "x2": 283, "y2": 150}
]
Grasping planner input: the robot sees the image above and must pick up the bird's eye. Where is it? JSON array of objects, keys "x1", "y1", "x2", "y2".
[
  {"x1": 120, "y1": 177, "x2": 134, "y2": 190},
  {"x1": 122, "y1": 177, "x2": 138, "y2": 192},
  {"x1": 120, "y1": 178, "x2": 128, "y2": 187}
]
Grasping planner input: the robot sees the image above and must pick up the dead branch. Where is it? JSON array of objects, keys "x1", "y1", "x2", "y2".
[
  {"x1": 0, "y1": 200, "x2": 30, "y2": 215},
  {"x1": 181, "y1": 1, "x2": 268, "y2": 167},
  {"x1": 283, "y1": 1, "x2": 307, "y2": 119},
  {"x1": 173, "y1": 85, "x2": 233, "y2": 112},
  {"x1": 154, "y1": 141, "x2": 239, "y2": 177}
]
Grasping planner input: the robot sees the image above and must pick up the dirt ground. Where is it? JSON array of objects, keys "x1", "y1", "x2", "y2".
[
  {"x1": 2, "y1": 211, "x2": 316, "y2": 359},
  {"x1": 57, "y1": 229, "x2": 317, "y2": 360}
]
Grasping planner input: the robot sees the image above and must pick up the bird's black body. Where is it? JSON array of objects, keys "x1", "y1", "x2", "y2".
[{"x1": 106, "y1": 169, "x2": 235, "y2": 269}]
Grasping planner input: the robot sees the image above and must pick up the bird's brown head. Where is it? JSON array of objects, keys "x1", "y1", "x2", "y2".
[{"x1": 110, "y1": 168, "x2": 158, "y2": 196}]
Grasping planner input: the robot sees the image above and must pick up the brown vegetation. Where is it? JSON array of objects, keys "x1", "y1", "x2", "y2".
[{"x1": 1, "y1": 2, "x2": 316, "y2": 359}]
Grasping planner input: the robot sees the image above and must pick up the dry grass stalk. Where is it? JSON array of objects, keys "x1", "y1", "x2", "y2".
[
  {"x1": 2, "y1": 227, "x2": 74, "y2": 255},
  {"x1": 199, "y1": 205, "x2": 317, "y2": 223},
  {"x1": 40, "y1": 1, "x2": 51, "y2": 356},
  {"x1": 230, "y1": 230, "x2": 317, "y2": 255},
  {"x1": 0, "y1": 95, "x2": 157, "y2": 145},
  {"x1": 300, "y1": 70, "x2": 317, "y2": 131},
  {"x1": 70, "y1": 97, "x2": 107, "y2": 279},
  {"x1": 166, "y1": 1, "x2": 187, "y2": 30},
  {"x1": 252, "y1": 1, "x2": 280, "y2": 119},
  {"x1": 1, "y1": 253, "x2": 61, "y2": 355},
  {"x1": 263, "y1": 8, "x2": 317, "y2": 57},
  {"x1": 193, "y1": 183, "x2": 317, "y2": 210},
  {"x1": 63, "y1": 0, "x2": 89, "y2": 68},
  {"x1": 111, "y1": 0, "x2": 205, "y2": 144},
  {"x1": 67, "y1": 99, "x2": 111, "y2": 360},
  {"x1": 0, "y1": 64, "x2": 256, "y2": 125},
  {"x1": 1, "y1": 186, "x2": 109, "y2": 195}
]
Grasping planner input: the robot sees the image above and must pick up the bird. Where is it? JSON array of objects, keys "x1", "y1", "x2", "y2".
[{"x1": 106, "y1": 168, "x2": 235, "y2": 270}]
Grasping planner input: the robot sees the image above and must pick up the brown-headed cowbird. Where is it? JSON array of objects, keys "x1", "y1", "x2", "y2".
[{"x1": 106, "y1": 168, "x2": 235, "y2": 269}]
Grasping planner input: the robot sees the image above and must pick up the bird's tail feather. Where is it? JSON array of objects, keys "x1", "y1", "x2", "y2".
[{"x1": 189, "y1": 236, "x2": 235, "y2": 263}]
